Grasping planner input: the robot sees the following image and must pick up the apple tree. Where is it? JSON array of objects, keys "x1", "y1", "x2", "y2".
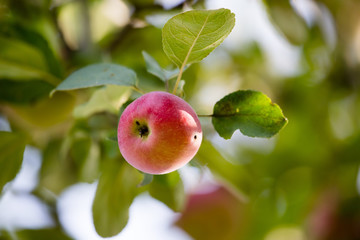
[{"x1": 1, "y1": 0, "x2": 360, "y2": 240}]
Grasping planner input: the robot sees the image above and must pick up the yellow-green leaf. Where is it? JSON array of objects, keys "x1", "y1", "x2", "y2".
[{"x1": 162, "y1": 8, "x2": 235, "y2": 67}]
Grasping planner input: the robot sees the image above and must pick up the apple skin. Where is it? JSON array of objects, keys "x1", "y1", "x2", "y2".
[{"x1": 117, "y1": 91, "x2": 202, "y2": 174}]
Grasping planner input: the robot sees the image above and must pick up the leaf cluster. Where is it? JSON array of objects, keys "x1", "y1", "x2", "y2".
[{"x1": 1, "y1": 0, "x2": 359, "y2": 239}]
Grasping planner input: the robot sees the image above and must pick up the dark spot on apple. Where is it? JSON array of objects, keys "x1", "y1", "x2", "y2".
[
  {"x1": 139, "y1": 125, "x2": 149, "y2": 137},
  {"x1": 194, "y1": 135, "x2": 197, "y2": 139},
  {"x1": 134, "y1": 121, "x2": 150, "y2": 138}
]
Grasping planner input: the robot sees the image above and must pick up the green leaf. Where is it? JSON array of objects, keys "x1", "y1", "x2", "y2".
[
  {"x1": 0, "y1": 131, "x2": 26, "y2": 194},
  {"x1": 263, "y1": 0, "x2": 308, "y2": 45},
  {"x1": 11, "y1": 92, "x2": 75, "y2": 127},
  {"x1": 138, "y1": 173, "x2": 153, "y2": 187},
  {"x1": 92, "y1": 159, "x2": 142, "y2": 237},
  {"x1": 0, "y1": 37, "x2": 47, "y2": 71},
  {"x1": 212, "y1": 90, "x2": 288, "y2": 139},
  {"x1": 0, "y1": 80, "x2": 53, "y2": 104},
  {"x1": 149, "y1": 171, "x2": 185, "y2": 212},
  {"x1": 0, "y1": 36, "x2": 61, "y2": 85},
  {"x1": 39, "y1": 139, "x2": 77, "y2": 195},
  {"x1": 142, "y1": 51, "x2": 180, "y2": 82},
  {"x1": 195, "y1": 139, "x2": 251, "y2": 198},
  {"x1": 69, "y1": 136, "x2": 100, "y2": 183},
  {"x1": 0, "y1": 23, "x2": 63, "y2": 77},
  {"x1": 54, "y1": 63, "x2": 137, "y2": 93},
  {"x1": 15, "y1": 228, "x2": 72, "y2": 240},
  {"x1": 142, "y1": 51, "x2": 167, "y2": 82},
  {"x1": 0, "y1": 59, "x2": 61, "y2": 86},
  {"x1": 162, "y1": 8, "x2": 235, "y2": 67},
  {"x1": 73, "y1": 85, "x2": 131, "y2": 118}
]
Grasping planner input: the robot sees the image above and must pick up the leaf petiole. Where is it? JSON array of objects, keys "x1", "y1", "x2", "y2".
[{"x1": 131, "y1": 85, "x2": 145, "y2": 95}]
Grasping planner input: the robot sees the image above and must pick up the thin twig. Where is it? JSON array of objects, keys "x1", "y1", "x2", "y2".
[{"x1": 132, "y1": 85, "x2": 145, "y2": 94}]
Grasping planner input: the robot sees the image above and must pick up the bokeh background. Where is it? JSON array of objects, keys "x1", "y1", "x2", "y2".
[{"x1": 0, "y1": 0, "x2": 360, "y2": 239}]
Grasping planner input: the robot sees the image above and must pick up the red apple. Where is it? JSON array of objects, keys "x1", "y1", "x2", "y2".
[
  {"x1": 175, "y1": 184, "x2": 246, "y2": 240},
  {"x1": 117, "y1": 91, "x2": 202, "y2": 174}
]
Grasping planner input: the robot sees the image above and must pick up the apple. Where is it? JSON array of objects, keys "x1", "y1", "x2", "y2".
[
  {"x1": 175, "y1": 184, "x2": 246, "y2": 240},
  {"x1": 117, "y1": 91, "x2": 202, "y2": 174}
]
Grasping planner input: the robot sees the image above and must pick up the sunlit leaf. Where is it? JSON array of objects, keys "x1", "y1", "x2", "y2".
[
  {"x1": 212, "y1": 90, "x2": 288, "y2": 139},
  {"x1": 73, "y1": 85, "x2": 131, "y2": 118},
  {"x1": 54, "y1": 63, "x2": 137, "y2": 93},
  {"x1": 0, "y1": 131, "x2": 26, "y2": 194},
  {"x1": 149, "y1": 171, "x2": 185, "y2": 212},
  {"x1": 162, "y1": 8, "x2": 235, "y2": 67},
  {"x1": 92, "y1": 159, "x2": 142, "y2": 237}
]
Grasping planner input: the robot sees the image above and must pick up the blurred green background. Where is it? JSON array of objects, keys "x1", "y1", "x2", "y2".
[{"x1": 0, "y1": 0, "x2": 360, "y2": 239}]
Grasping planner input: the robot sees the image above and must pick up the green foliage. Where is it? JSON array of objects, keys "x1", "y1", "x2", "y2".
[
  {"x1": 212, "y1": 90, "x2": 288, "y2": 139},
  {"x1": 149, "y1": 171, "x2": 185, "y2": 212},
  {"x1": 92, "y1": 159, "x2": 142, "y2": 237},
  {"x1": 39, "y1": 139, "x2": 78, "y2": 195},
  {"x1": 0, "y1": 80, "x2": 53, "y2": 104},
  {"x1": 138, "y1": 173, "x2": 154, "y2": 187},
  {"x1": 196, "y1": 139, "x2": 252, "y2": 197},
  {"x1": 163, "y1": 8, "x2": 235, "y2": 93},
  {"x1": 54, "y1": 63, "x2": 138, "y2": 93},
  {"x1": 0, "y1": 131, "x2": 26, "y2": 193},
  {"x1": 162, "y1": 8, "x2": 235, "y2": 67},
  {"x1": 15, "y1": 228, "x2": 72, "y2": 240},
  {"x1": 263, "y1": 0, "x2": 308, "y2": 45},
  {"x1": 1, "y1": 0, "x2": 359, "y2": 239},
  {"x1": 0, "y1": 22, "x2": 63, "y2": 77},
  {"x1": 0, "y1": 59, "x2": 60, "y2": 86},
  {"x1": 0, "y1": 22, "x2": 62, "y2": 85},
  {"x1": 142, "y1": 51, "x2": 179, "y2": 82},
  {"x1": 73, "y1": 86, "x2": 131, "y2": 118}
]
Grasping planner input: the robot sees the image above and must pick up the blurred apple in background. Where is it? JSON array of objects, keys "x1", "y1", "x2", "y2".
[
  {"x1": 307, "y1": 188, "x2": 360, "y2": 240},
  {"x1": 117, "y1": 91, "x2": 202, "y2": 174},
  {"x1": 176, "y1": 184, "x2": 246, "y2": 240}
]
